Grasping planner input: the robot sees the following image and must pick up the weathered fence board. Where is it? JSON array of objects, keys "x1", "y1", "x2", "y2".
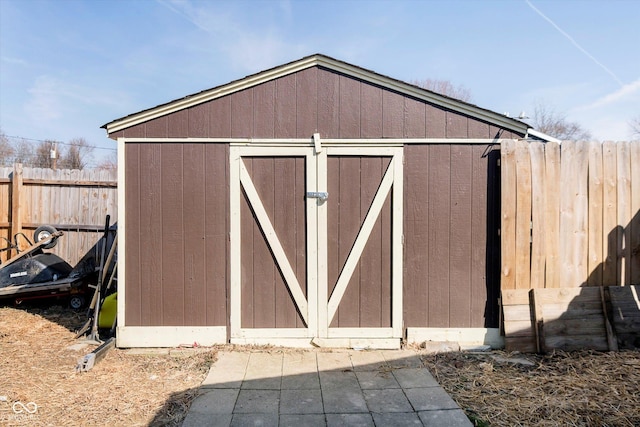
[
  {"x1": 0, "y1": 164, "x2": 117, "y2": 266},
  {"x1": 500, "y1": 141, "x2": 517, "y2": 290},
  {"x1": 501, "y1": 140, "x2": 640, "y2": 290},
  {"x1": 544, "y1": 143, "x2": 561, "y2": 289},
  {"x1": 501, "y1": 140, "x2": 640, "y2": 351},
  {"x1": 633, "y1": 143, "x2": 640, "y2": 285}
]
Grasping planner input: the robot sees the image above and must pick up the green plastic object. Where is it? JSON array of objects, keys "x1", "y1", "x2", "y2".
[{"x1": 98, "y1": 292, "x2": 117, "y2": 329}]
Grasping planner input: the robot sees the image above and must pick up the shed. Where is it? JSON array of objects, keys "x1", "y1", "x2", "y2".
[{"x1": 104, "y1": 54, "x2": 542, "y2": 348}]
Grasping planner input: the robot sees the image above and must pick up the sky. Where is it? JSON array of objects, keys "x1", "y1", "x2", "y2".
[{"x1": 1, "y1": 0, "x2": 639, "y2": 167}]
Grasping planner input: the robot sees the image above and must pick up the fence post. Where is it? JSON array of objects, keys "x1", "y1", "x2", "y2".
[{"x1": 10, "y1": 163, "x2": 23, "y2": 246}]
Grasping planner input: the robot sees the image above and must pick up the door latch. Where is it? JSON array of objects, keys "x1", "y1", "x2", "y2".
[{"x1": 306, "y1": 191, "x2": 328, "y2": 202}]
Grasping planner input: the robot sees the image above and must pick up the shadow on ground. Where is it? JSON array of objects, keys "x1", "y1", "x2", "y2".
[{"x1": 149, "y1": 350, "x2": 473, "y2": 427}]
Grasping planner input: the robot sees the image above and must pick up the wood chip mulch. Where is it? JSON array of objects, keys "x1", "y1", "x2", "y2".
[
  {"x1": 421, "y1": 349, "x2": 640, "y2": 427},
  {"x1": 0, "y1": 305, "x2": 217, "y2": 426}
]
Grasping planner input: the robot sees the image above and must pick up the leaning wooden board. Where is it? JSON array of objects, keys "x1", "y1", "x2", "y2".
[
  {"x1": 502, "y1": 289, "x2": 536, "y2": 352},
  {"x1": 502, "y1": 287, "x2": 610, "y2": 352},
  {"x1": 609, "y1": 285, "x2": 640, "y2": 349}
]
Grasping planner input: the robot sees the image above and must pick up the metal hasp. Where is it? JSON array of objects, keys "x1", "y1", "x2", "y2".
[{"x1": 306, "y1": 191, "x2": 328, "y2": 202}]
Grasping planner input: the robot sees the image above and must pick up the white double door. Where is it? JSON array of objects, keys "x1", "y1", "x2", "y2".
[{"x1": 230, "y1": 144, "x2": 403, "y2": 345}]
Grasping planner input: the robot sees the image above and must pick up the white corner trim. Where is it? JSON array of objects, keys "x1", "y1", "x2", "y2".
[
  {"x1": 406, "y1": 328, "x2": 504, "y2": 349},
  {"x1": 116, "y1": 326, "x2": 227, "y2": 348},
  {"x1": 117, "y1": 137, "x2": 126, "y2": 328}
]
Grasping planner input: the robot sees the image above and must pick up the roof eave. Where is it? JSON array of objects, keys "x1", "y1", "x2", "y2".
[{"x1": 526, "y1": 128, "x2": 562, "y2": 143}]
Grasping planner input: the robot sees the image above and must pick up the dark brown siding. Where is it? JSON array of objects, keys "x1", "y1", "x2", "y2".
[
  {"x1": 118, "y1": 67, "x2": 523, "y2": 141},
  {"x1": 240, "y1": 157, "x2": 307, "y2": 328},
  {"x1": 327, "y1": 156, "x2": 393, "y2": 328},
  {"x1": 403, "y1": 144, "x2": 501, "y2": 328},
  {"x1": 125, "y1": 143, "x2": 228, "y2": 326}
]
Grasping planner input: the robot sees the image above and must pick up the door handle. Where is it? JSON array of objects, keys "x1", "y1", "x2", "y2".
[{"x1": 306, "y1": 191, "x2": 328, "y2": 202}]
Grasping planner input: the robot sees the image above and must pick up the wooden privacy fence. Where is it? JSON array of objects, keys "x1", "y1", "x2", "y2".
[
  {"x1": 500, "y1": 140, "x2": 640, "y2": 352},
  {"x1": 0, "y1": 164, "x2": 117, "y2": 266}
]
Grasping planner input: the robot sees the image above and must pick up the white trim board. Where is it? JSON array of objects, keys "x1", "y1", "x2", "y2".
[
  {"x1": 117, "y1": 326, "x2": 227, "y2": 348},
  {"x1": 230, "y1": 337, "x2": 401, "y2": 349},
  {"x1": 116, "y1": 137, "x2": 126, "y2": 330},
  {"x1": 406, "y1": 328, "x2": 504, "y2": 349},
  {"x1": 116, "y1": 137, "x2": 509, "y2": 145}
]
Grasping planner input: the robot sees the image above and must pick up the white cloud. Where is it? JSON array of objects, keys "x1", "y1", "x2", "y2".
[
  {"x1": 25, "y1": 75, "x2": 130, "y2": 124},
  {"x1": 1, "y1": 56, "x2": 27, "y2": 66},
  {"x1": 156, "y1": 0, "x2": 306, "y2": 74},
  {"x1": 575, "y1": 78, "x2": 640, "y2": 111}
]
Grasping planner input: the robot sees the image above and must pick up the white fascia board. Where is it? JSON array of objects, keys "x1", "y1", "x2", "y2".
[
  {"x1": 105, "y1": 56, "x2": 319, "y2": 134},
  {"x1": 105, "y1": 54, "x2": 529, "y2": 136},
  {"x1": 527, "y1": 128, "x2": 562, "y2": 143},
  {"x1": 317, "y1": 56, "x2": 529, "y2": 134}
]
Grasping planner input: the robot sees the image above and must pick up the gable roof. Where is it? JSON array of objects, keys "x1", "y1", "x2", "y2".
[{"x1": 103, "y1": 53, "x2": 531, "y2": 136}]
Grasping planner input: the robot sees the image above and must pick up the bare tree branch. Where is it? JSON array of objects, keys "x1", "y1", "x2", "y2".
[
  {"x1": 0, "y1": 130, "x2": 14, "y2": 166},
  {"x1": 411, "y1": 78, "x2": 472, "y2": 102},
  {"x1": 96, "y1": 152, "x2": 117, "y2": 171},
  {"x1": 531, "y1": 100, "x2": 591, "y2": 141},
  {"x1": 59, "y1": 138, "x2": 94, "y2": 170},
  {"x1": 630, "y1": 115, "x2": 640, "y2": 138}
]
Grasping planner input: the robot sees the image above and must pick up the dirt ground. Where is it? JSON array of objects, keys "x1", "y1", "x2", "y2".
[
  {"x1": 0, "y1": 305, "x2": 216, "y2": 426},
  {"x1": 1, "y1": 304, "x2": 639, "y2": 426}
]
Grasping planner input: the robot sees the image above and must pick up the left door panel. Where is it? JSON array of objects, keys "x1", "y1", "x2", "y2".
[{"x1": 230, "y1": 147, "x2": 317, "y2": 342}]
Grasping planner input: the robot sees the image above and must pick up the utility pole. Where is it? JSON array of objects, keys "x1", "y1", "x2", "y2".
[{"x1": 50, "y1": 142, "x2": 57, "y2": 170}]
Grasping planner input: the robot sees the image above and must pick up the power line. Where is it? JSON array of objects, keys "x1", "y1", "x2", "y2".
[{"x1": 5, "y1": 135, "x2": 117, "y2": 152}]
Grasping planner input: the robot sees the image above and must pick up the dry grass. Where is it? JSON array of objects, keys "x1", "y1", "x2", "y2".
[
  {"x1": 3, "y1": 303, "x2": 639, "y2": 426},
  {"x1": 421, "y1": 349, "x2": 640, "y2": 427},
  {"x1": 0, "y1": 305, "x2": 216, "y2": 426}
]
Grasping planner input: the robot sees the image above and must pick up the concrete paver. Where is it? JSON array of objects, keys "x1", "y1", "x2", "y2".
[
  {"x1": 201, "y1": 352, "x2": 249, "y2": 389},
  {"x1": 372, "y1": 412, "x2": 423, "y2": 426},
  {"x1": 392, "y1": 367, "x2": 440, "y2": 388},
  {"x1": 279, "y1": 389, "x2": 323, "y2": 414},
  {"x1": 382, "y1": 350, "x2": 424, "y2": 369},
  {"x1": 418, "y1": 409, "x2": 474, "y2": 426},
  {"x1": 183, "y1": 412, "x2": 233, "y2": 427},
  {"x1": 319, "y1": 371, "x2": 369, "y2": 413},
  {"x1": 187, "y1": 389, "x2": 239, "y2": 414},
  {"x1": 325, "y1": 413, "x2": 374, "y2": 426},
  {"x1": 279, "y1": 414, "x2": 326, "y2": 427},
  {"x1": 350, "y1": 351, "x2": 388, "y2": 371},
  {"x1": 281, "y1": 372, "x2": 320, "y2": 390},
  {"x1": 242, "y1": 353, "x2": 283, "y2": 390},
  {"x1": 234, "y1": 389, "x2": 280, "y2": 413},
  {"x1": 316, "y1": 351, "x2": 352, "y2": 371},
  {"x1": 281, "y1": 352, "x2": 320, "y2": 390},
  {"x1": 404, "y1": 387, "x2": 461, "y2": 411},
  {"x1": 183, "y1": 349, "x2": 472, "y2": 427},
  {"x1": 355, "y1": 371, "x2": 400, "y2": 389},
  {"x1": 363, "y1": 388, "x2": 413, "y2": 412},
  {"x1": 230, "y1": 413, "x2": 278, "y2": 427}
]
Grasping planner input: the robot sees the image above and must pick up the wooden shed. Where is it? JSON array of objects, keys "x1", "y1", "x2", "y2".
[{"x1": 104, "y1": 54, "x2": 542, "y2": 348}]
